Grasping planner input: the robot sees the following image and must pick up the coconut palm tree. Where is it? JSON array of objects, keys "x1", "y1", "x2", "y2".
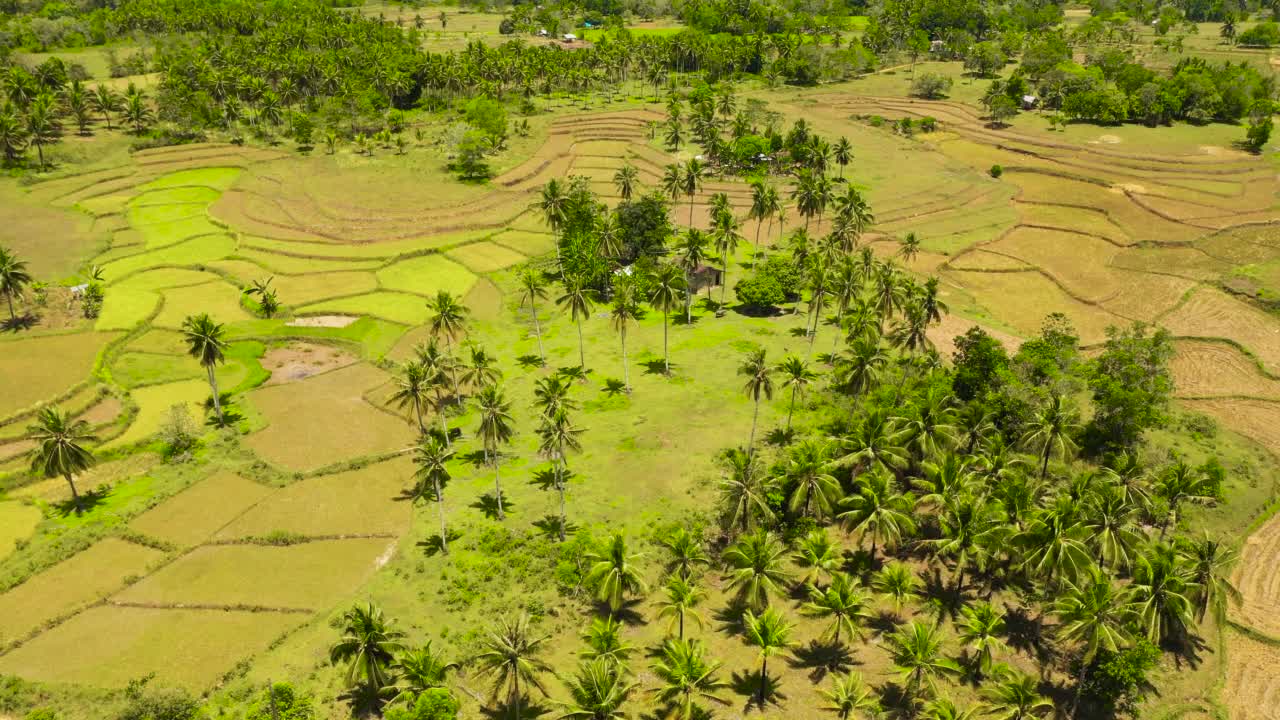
[
  {"x1": 538, "y1": 407, "x2": 582, "y2": 542},
  {"x1": 1153, "y1": 461, "x2": 1218, "y2": 537},
  {"x1": 1020, "y1": 393, "x2": 1081, "y2": 480},
  {"x1": 803, "y1": 572, "x2": 872, "y2": 645},
  {"x1": 412, "y1": 434, "x2": 454, "y2": 554},
  {"x1": 793, "y1": 528, "x2": 842, "y2": 587},
  {"x1": 675, "y1": 228, "x2": 710, "y2": 322},
  {"x1": 658, "y1": 574, "x2": 706, "y2": 640},
  {"x1": 874, "y1": 562, "x2": 923, "y2": 612},
  {"x1": 25, "y1": 93, "x2": 57, "y2": 170},
  {"x1": 748, "y1": 180, "x2": 777, "y2": 254},
  {"x1": 518, "y1": 268, "x2": 549, "y2": 365},
  {"x1": 711, "y1": 211, "x2": 744, "y2": 313},
  {"x1": 1181, "y1": 532, "x2": 1243, "y2": 625},
  {"x1": 475, "y1": 384, "x2": 515, "y2": 520},
  {"x1": 888, "y1": 621, "x2": 962, "y2": 707},
  {"x1": 393, "y1": 641, "x2": 457, "y2": 704},
  {"x1": 0, "y1": 246, "x2": 33, "y2": 323},
  {"x1": 821, "y1": 672, "x2": 879, "y2": 719},
  {"x1": 585, "y1": 532, "x2": 648, "y2": 613},
  {"x1": 718, "y1": 448, "x2": 777, "y2": 536},
  {"x1": 838, "y1": 471, "x2": 916, "y2": 567},
  {"x1": 957, "y1": 602, "x2": 1006, "y2": 677},
  {"x1": 648, "y1": 263, "x2": 687, "y2": 375},
  {"x1": 609, "y1": 279, "x2": 641, "y2": 392},
  {"x1": 613, "y1": 163, "x2": 640, "y2": 201},
  {"x1": 476, "y1": 614, "x2": 551, "y2": 720},
  {"x1": 557, "y1": 275, "x2": 596, "y2": 369},
  {"x1": 461, "y1": 343, "x2": 502, "y2": 392},
  {"x1": 1053, "y1": 568, "x2": 1134, "y2": 717},
  {"x1": 981, "y1": 670, "x2": 1053, "y2": 720},
  {"x1": 1083, "y1": 483, "x2": 1143, "y2": 571},
  {"x1": 680, "y1": 157, "x2": 704, "y2": 227},
  {"x1": 898, "y1": 232, "x2": 922, "y2": 264},
  {"x1": 181, "y1": 313, "x2": 228, "y2": 423},
  {"x1": 579, "y1": 616, "x2": 635, "y2": 666},
  {"x1": 833, "y1": 136, "x2": 853, "y2": 178},
  {"x1": 91, "y1": 85, "x2": 121, "y2": 130},
  {"x1": 415, "y1": 339, "x2": 454, "y2": 444},
  {"x1": 784, "y1": 437, "x2": 842, "y2": 521},
  {"x1": 539, "y1": 178, "x2": 568, "y2": 242},
  {"x1": 724, "y1": 529, "x2": 792, "y2": 610},
  {"x1": 739, "y1": 348, "x2": 774, "y2": 459},
  {"x1": 27, "y1": 407, "x2": 95, "y2": 511},
  {"x1": 662, "y1": 163, "x2": 683, "y2": 205},
  {"x1": 661, "y1": 527, "x2": 709, "y2": 579},
  {"x1": 742, "y1": 608, "x2": 793, "y2": 706},
  {"x1": 1131, "y1": 542, "x2": 1196, "y2": 645},
  {"x1": 558, "y1": 659, "x2": 637, "y2": 720},
  {"x1": 427, "y1": 290, "x2": 469, "y2": 399},
  {"x1": 390, "y1": 361, "x2": 431, "y2": 433},
  {"x1": 329, "y1": 602, "x2": 406, "y2": 704},
  {"x1": 650, "y1": 638, "x2": 728, "y2": 720},
  {"x1": 776, "y1": 355, "x2": 818, "y2": 431}
]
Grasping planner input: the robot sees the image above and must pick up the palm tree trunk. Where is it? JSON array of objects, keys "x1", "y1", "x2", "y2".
[
  {"x1": 493, "y1": 452, "x2": 505, "y2": 520},
  {"x1": 753, "y1": 219, "x2": 762, "y2": 255},
  {"x1": 1071, "y1": 661, "x2": 1090, "y2": 719},
  {"x1": 531, "y1": 298, "x2": 545, "y2": 364},
  {"x1": 685, "y1": 282, "x2": 693, "y2": 324},
  {"x1": 413, "y1": 397, "x2": 425, "y2": 434},
  {"x1": 1040, "y1": 446, "x2": 1050, "y2": 480},
  {"x1": 786, "y1": 385, "x2": 798, "y2": 431},
  {"x1": 719, "y1": 261, "x2": 729, "y2": 314},
  {"x1": 620, "y1": 330, "x2": 630, "y2": 391},
  {"x1": 678, "y1": 608, "x2": 685, "y2": 639},
  {"x1": 758, "y1": 656, "x2": 768, "y2": 706},
  {"x1": 576, "y1": 316, "x2": 586, "y2": 366},
  {"x1": 748, "y1": 397, "x2": 761, "y2": 459},
  {"x1": 688, "y1": 196, "x2": 695, "y2": 227},
  {"x1": 513, "y1": 672, "x2": 521, "y2": 720},
  {"x1": 434, "y1": 478, "x2": 448, "y2": 554},
  {"x1": 557, "y1": 462, "x2": 568, "y2": 542},
  {"x1": 35, "y1": 142, "x2": 44, "y2": 170},
  {"x1": 438, "y1": 401, "x2": 451, "y2": 447},
  {"x1": 206, "y1": 365, "x2": 223, "y2": 421},
  {"x1": 663, "y1": 310, "x2": 670, "y2": 375},
  {"x1": 5, "y1": 293, "x2": 14, "y2": 322},
  {"x1": 64, "y1": 472, "x2": 81, "y2": 511}
]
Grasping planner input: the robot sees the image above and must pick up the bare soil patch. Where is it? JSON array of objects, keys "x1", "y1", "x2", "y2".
[
  {"x1": 286, "y1": 315, "x2": 357, "y2": 328},
  {"x1": 262, "y1": 343, "x2": 358, "y2": 386},
  {"x1": 1223, "y1": 631, "x2": 1280, "y2": 719}
]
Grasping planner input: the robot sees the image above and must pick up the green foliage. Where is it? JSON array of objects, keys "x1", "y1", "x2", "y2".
[
  {"x1": 614, "y1": 192, "x2": 674, "y2": 264},
  {"x1": 245, "y1": 683, "x2": 314, "y2": 720},
  {"x1": 118, "y1": 677, "x2": 199, "y2": 720},
  {"x1": 734, "y1": 254, "x2": 799, "y2": 311},
  {"x1": 384, "y1": 689, "x2": 459, "y2": 720},
  {"x1": 988, "y1": 164, "x2": 1002, "y2": 178},
  {"x1": 1084, "y1": 323, "x2": 1174, "y2": 454},
  {"x1": 463, "y1": 97, "x2": 508, "y2": 145},
  {"x1": 1237, "y1": 21, "x2": 1280, "y2": 47},
  {"x1": 911, "y1": 73, "x2": 953, "y2": 100},
  {"x1": 1079, "y1": 639, "x2": 1160, "y2": 719},
  {"x1": 951, "y1": 326, "x2": 1009, "y2": 402}
]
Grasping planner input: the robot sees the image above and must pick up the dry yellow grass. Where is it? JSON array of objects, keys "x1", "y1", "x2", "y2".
[
  {"x1": 129, "y1": 472, "x2": 274, "y2": 547},
  {"x1": 1161, "y1": 288, "x2": 1280, "y2": 374}
]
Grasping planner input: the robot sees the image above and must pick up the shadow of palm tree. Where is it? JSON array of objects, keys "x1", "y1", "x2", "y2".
[
  {"x1": 920, "y1": 567, "x2": 965, "y2": 623},
  {"x1": 600, "y1": 378, "x2": 628, "y2": 396},
  {"x1": 712, "y1": 603, "x2": 748, "y2": 636},
  {"x1": 416, "y1": 529, "x2": 463, "y2": 557},
  {"x1": 641, "y1": 358, "x2": 673, "y2": 376},
  {"x1": 729, "y1": 669, "x2": 786, "y2": 712},
  {"x1": 764, "y1": 427, "x2": 794, "y2": 447},
  {"x1": 52, "y1": 486, "x2": 112, "y2": 517},
  {"x1": 868, "y1": 609, "x2": 902, "y2": 637},
  {"x1": 515, "y1": 354, "x2": 544, "y2": 370},
  {"x1": 1003, "y1": 604, "x2": 1053, "y2": 666},
  {"x1": 1, "y1": 313, "x2": 38, "y2": 332},
  {"x1": 470, "y1": 492, "x2": 512, "y2": 519},
  {"x1": 479, "y1": 696, "x2": 550, "y2": 719},
  {"x1": 789, "y1": 639, "x2": 858, "y2": 682},
  {"x1": 532, "y1": 514, "x2": 579, "y2": 540},
  {"x1": 458, "y1": 449, "x2": 489, "y2": 468}
]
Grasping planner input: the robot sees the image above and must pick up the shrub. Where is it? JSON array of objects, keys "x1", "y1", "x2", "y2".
[
  {"x1": 1245, "y1": 115, "x2": 1272, "y2": 153},
  {"x1": 1239, "y1": 21, "x2": 1280, "y2": 47},
  {"x1": 734, "y1": 254, "x2": 800, "y2": 311},
  {"x1": 158, "y1": 403, "x2": 199, "y2": 461},
  {"x1": 989, "y1": 164, "x2": 1003, "y2": 178},
  {"x1": 385, "y1": 689, "x2": 459, "y2": 720},
  {"x1": 117, "y1": 678, "x2": 199, "y2": 720},
  {"x1": 246, "y1": 682, "x2": 314, "y2": 720},
  {"x1": 910, "y1": 72, "x2": 953, "y2": 100},
  {"x1": 918, "y1": 116, "x2": 938, "y2": 132}
]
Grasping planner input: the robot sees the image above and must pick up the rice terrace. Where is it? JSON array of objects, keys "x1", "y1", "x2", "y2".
[{"x1": 6, "y1": 0, "x2": 1280, "y2": 719}]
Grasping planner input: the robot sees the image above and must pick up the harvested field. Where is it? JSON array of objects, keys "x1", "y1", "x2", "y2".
[
  {"x1": 296, "y1": 291, "x2": 431, "y2": 326},
  {"x1": 1110, "y1": 246, "x2": 1230, "y2": 281},
  {"x1": 1183, "y1": 399, "x2": 1280, "y2": 458},
  {"x1": 1171, "y1": 341, "x2": 1280, "y2": 400},
  {"x1": 375, "y1": 254, "x2": 477, "y2": 297},
  {"x1": 926, "y1": 314, "x2": 1024, "y2": 358},
  {"x1": 286, "y1": 315, "x2": 357, "y2": 328},
  {"x1": 0, "y1": 605, "x2": 302, "y2": 690},
  {"x1": 261, "y1": 342, "x2": 357, "y2": 385},
  {"x1": 231, "y1": 249, "x2": 383, "y2": 274},
  {"x1": 269, "y1": 271, "x2": 379, "y2": 307},
  {"x1": 1234, "y1": 508, "x2": 1280, "y2": 640},
  {"x1": 1160, "y1": 288, "x2": 1280, "y2": 374},
  {"x1": 113, "y1": 538, "x2": 394, "y2": 610},
  {"x1": 214, "y1": 458, "x2": 412, "y2": 539},
  {"x1": 0, "y1": 539, "x2": 163, "y2": 644},
  {"x1": 945, "y1": 250, "x2": 1034, "y2": 272},
  {"x1": 129, "y1": 472, "x2": 273, "y2": 547},
  {"x1": 99, "y1": 233, "x2": 238, "y2": 281},
  {"x1": 1222, "y1": 632, "x2": 1280, "y2": 720},
  {"x1": 987, "y1": 227, "x2": 1123, "y2": 303},
  {"x1": 446, "y1": 241, "x2": 528, "y2": 273},
  {"x1": 106, "y1": 379, "x2": 209, "y2": 449},
  {"x1": 245, "y1": 363, "x2": 411, "y2": 470},
  {"x1": 943, "y1": 270, "x2": 1121, "y2": 343},
  {"x1": 0, "y1": 332, "x2": 116, "y2": 419},
  {"x1": 152, "y1": 281, "x2": 254, "y2": 328},
  {"x1": 0, "y1": 183, "x2": 104, "y2": 278}
]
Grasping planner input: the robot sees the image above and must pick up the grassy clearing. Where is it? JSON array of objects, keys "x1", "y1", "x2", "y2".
[
  {"x1": 105, "y1": 379, "x2": 208, "y2": 449},
  {"x1": 114, "y1": 538, "x2": 394, "y2": 609},
  {"x1": 244, "y1": 363, "x2": 411, "y2": 470},
  {"x1": 130, "y1": 471, "x2": 273, "y2": 547},
  {"x1": 225, "y1": 317, "x2": 408, "y2": 360},
  {"x1": 0, "y1": 538, "x2": 163, "y2": 644},
  {"x1": 375, "y1": 254, "x2": 477, "y2": 297},
  {"x1": 0, "y1": 502, "x2": 41, "y2": 562},
  {"x1": 0, "y1": 605, "x2": 303, "y2": 690},
  {"x1": 295, "y1": 291, "x2": 433, "y2": 326},
  {"x1": 215, "y1": 458, "x2": 412, "y2": 540},
  {"x1": 0, "y1": 332, "x2": 116, "y2": 419},
  {"x1": 152, "y1": 281, "x2": 254, "y2": 328}
]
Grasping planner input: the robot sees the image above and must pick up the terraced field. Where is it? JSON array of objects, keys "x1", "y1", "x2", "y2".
[{"x1": 2, "y1": 95, "x2": 1280, "y2": 712}]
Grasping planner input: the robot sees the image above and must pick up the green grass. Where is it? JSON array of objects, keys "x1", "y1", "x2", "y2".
[
  {"x1": 446, "y1": 241, "x2": 528, "y2": 273},
  {"x1": 95, "y1": 289, "x2": 160, "y2": 331},
  {"x1": 0, "y1": 183, "x2": 105, "y2": 279},
  {"x1": 97, "y1": 233, "x2": 238, "y2": 282},
  {"x1": 114, "y1": 538, "x2": 394, "y2": 609},
  {"x1": 152, "y1": 281, "x2": 253, "y2": 329},
  {"x1": 0, "y1": 538, "x2": 163, "y2": 645},
  {"x1": 0, "y1": 332, "x2": 117, "y2": 419},
  {"x1": 111, "y1": 268, "x2": 222, "y2": 292},
  {"x1": 270, "y1": 271, "x2": 380, "y2": 307},
  {"x1": 229, "y1": 249, "x2": 383, "y2": 274},
  {"x1": 110, "y1": 352, "x2": 199, "y2": 388},
  {"x1": 225, "y1": 316, "x2": 409, "y2": 359},
  {"x1": 0, "y1": 502, "x2": 41, "y2": 562},
  {"x1": 375, "y1": 254, "x2": 477, "y2": 297},
  {"x1": 129, "y1": 472, "x2": 274, "y2": 547},
  {"x1": 214, "y1": 458, "x2": 412, "y2": 540},
  {"x1": 295, "y1": 291, "x2": 435, "y2": 326},
  {"x1": 105, "y1": 379, "x2": 208, "y2": 449},
  {"x1": 131, "y1": 187, "x2": 222, "y2": 206},
  {"x1": 242, "y1": 232, "x2": 484, "y2": 260},
  {"x1": 0, "y1": 606, "x2": 303, "y2": 690},
  {"x1": 137, "y1": 167, "x2": 243, "y2": 192}
]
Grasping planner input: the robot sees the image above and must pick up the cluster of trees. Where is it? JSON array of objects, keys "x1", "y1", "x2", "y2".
[{"x1": 0, "y1": 61, "x2": 152, "y2": 168}]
